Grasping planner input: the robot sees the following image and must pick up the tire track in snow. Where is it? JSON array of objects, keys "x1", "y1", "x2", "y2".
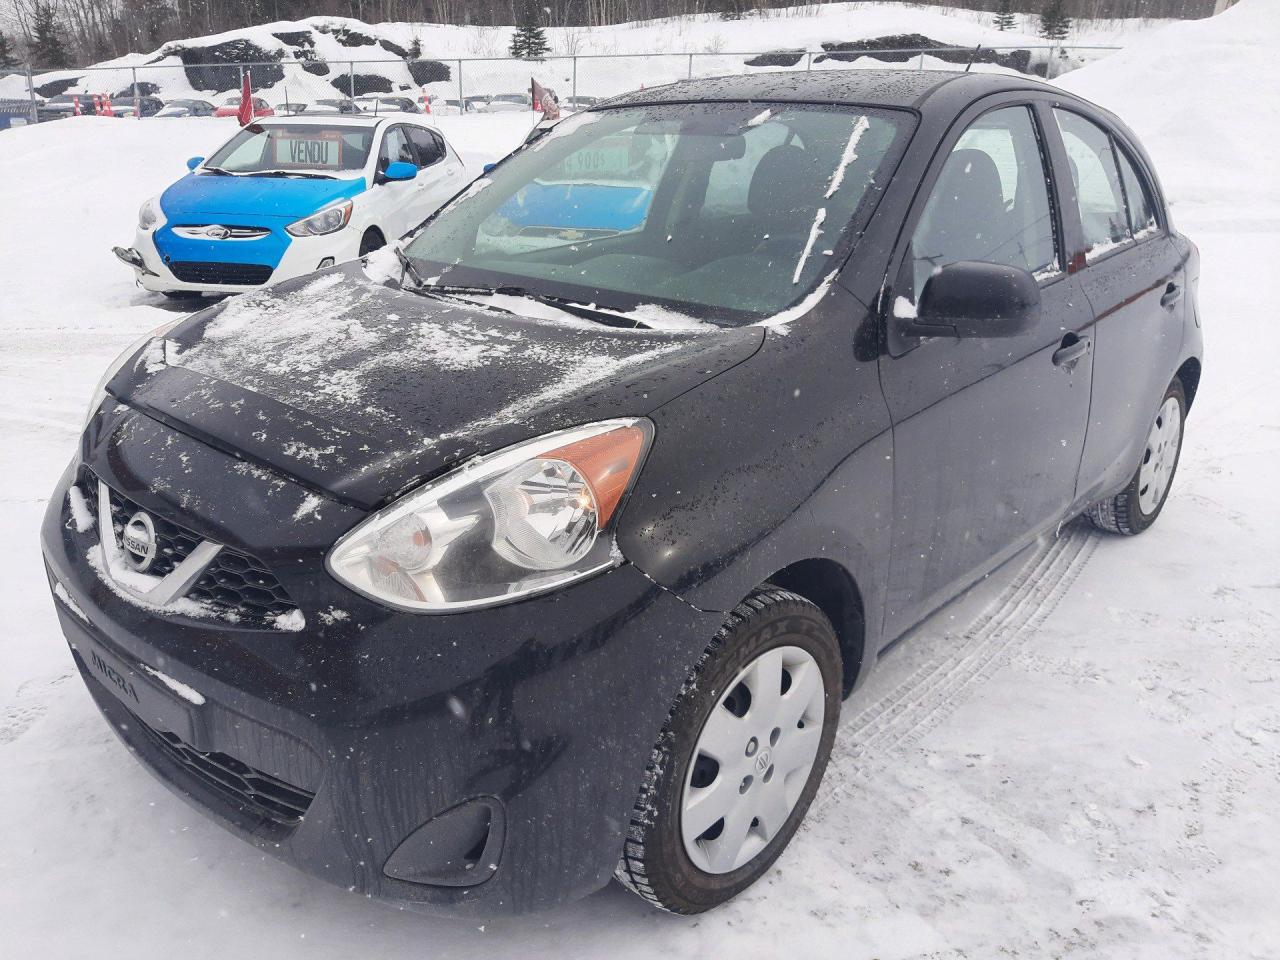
[{"x1": 812, "y1": 521, "x2": 1098, "y2": 813}]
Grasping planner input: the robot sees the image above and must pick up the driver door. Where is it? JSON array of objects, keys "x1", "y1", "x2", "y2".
[
  {"x1": 373, "y1": 124, "x2": 420, "y2": 239},
  {"x1": 878, "y1": 99, "x2": 1095, "y2": 637}
]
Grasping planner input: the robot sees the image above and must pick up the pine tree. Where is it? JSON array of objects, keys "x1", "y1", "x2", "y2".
[
  {"x1": 509, "y1": 1, "x2": 550, "y2": 61},
  {"x1": 30, "y1": 3, "x2": 69, "y2": 69},
  {"x1": 0, "y1": 31, "x2": 21, "y2": 70},
  {"x1": 994, "y1": 0, "x2": 1017, "y2": 32},
  {"x1": 1039, "y1": 0, "x2": 1072, "y2": 42}
]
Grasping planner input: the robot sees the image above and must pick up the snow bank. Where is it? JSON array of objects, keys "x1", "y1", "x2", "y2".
[{"x1": 1056, "y1": 0, "x2": 1280, "y2": 221}]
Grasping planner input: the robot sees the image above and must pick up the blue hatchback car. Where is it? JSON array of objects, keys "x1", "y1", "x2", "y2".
[{"x1": 114, "y1": 115, "x2": 466, "y2": 296}]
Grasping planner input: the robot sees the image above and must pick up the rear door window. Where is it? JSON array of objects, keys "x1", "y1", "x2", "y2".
[
  {"x1": 909, "y1": 105, "x2": 1059, "y2": 300},
  {"x1": 1054, "y1": 109, "x2": 1132, "y2": 259},
  {"x1": 408, "y1": 127, "x2": 447, "y2": 168}
]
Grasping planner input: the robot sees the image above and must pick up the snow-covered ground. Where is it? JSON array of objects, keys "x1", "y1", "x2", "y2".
[{"x1": 1, "y1": 1, "x2": 1278, "y2": 956}]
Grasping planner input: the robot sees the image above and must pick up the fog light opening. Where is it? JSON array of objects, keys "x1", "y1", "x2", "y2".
[{"x1": 382, "y1": 796, "x2": 504, "y2": 887}]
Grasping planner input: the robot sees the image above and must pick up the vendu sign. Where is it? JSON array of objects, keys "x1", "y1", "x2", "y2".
[{"x1": 273, "y1": 132, "x2": 343, "y2": 168}]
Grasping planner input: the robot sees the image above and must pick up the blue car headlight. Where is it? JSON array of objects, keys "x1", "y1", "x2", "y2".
[
  {"x1": 138, "y1": 197, "x2": 161, "y2": 230},
  {"x1": 286, "y1": 200, "x2": 354, "y2": 237}
]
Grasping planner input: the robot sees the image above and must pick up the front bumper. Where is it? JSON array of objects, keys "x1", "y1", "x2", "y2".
[
  {"x1": 122, "y1": 222, "x2": 357, "y2": 295},
  {"x1": 40, "y1": 416, "x2": 721, "y2": 916}
]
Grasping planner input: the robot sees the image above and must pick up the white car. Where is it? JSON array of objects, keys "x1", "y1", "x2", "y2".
[
  {"x1": 113, "y1": 115, "x2": 467, "y2": 296},
  {"x1": 483, "y1": 93, "x2": 534, "y2": 113}
]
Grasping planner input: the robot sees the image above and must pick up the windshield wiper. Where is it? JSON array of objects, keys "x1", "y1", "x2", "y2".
[
  {"x1": 393, "y1": 246, "x2": 427, "y2": 288},
  {"x1": 245, "y1": 169, "x2": 339, "y2": 179},
  {"x1": 414, "y1": 282, "x2": 651, "y2": 329},
  {"x1": 200, "y1": 166, "x2": 238, "y2": 176}
]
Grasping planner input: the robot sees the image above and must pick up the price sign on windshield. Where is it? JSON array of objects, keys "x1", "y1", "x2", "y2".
[
  {"x1": 273, "y1": 131, "x2": 344, "y2": 168},
  {"x1": 561, "y1": 140, "x2": 633, "y2": 178}
]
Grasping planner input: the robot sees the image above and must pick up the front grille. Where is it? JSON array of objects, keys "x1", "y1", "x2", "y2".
[
  {"x1": 101, "y1": 481, "x2": 201, "y2": 579},
  {"x1": 172, "y1": 225, "x2": 272, "y2": 240},
  {"x1": 188, "y1": 551, "x2": 298, "y2": 622},
  {"x1": 136, "y1": 719, "x2": 314, "y2": 825},
  {"x1": 167, "y1": 260, "x2": 273, "y2": 285},
  {"x1": 83, "y1": 469, "x2": 299, "y2": 626}
]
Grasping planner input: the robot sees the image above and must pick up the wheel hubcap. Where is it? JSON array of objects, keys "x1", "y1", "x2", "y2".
[
  {"x1": 1138, "y1": 395, "x2": 1182, "y2": 515},
  {"x1": 680, "y1": 645, "x2": 825, "y2": 874}
]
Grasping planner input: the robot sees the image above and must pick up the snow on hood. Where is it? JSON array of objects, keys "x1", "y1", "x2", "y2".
[{"x1": 120, "y1": 266, "x2": 763, "y2": 507}]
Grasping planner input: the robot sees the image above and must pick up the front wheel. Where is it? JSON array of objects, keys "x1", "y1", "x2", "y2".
[
  {"x1": 615, "y1": 588, "x2": 842, "y2": 914},
  {"x1": 1088, "y1": 378, "x2": 1186, "y2": 535},
  {"x1": 358, "y1": 228, "x2": 386, "y2": 257}
]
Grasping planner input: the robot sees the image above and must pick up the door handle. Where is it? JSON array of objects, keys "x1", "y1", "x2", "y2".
[
  {"x1": 1052, "y1": 334, "x2": 1091, "y2": 368},
  {"x1": 1160, "y1": 282, "x2": 1182, "y2": 309}
]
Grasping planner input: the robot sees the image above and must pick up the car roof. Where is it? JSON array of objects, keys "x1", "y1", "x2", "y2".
[{"x1": 599, "y1": 69, "x2": 1055, "y2": 113}]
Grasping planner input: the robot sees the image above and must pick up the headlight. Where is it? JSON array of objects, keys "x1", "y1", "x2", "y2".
[
  {"x1": 327, "y1": 419, "x2": 653, "y2": 612},
  {"x1": 83, "y1": 318, "x2": 183, "y2": 429},
  {"x1": 286, "y1": 200, "x2": 354, "y2": 237},
  {"x1": 138, "y1": 197, "x2": 161, "y2": 230}
]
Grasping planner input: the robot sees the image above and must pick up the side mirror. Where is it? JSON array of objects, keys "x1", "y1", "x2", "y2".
[
  {"x1": 186, "y1": 156, "x2": 204, "y2": 171},
  {"x1": 482, "y1": 162, "x2": 496, "y2": 174},
  {"x1": 382, "y1": 161, "x2": 418, "y2": 182},
  {"x1": 906, "y1": 261, "x2": 1040, "y2": 339}
]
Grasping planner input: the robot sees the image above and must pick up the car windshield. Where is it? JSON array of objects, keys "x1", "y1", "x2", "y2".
[
  {"x1": 203, "y1": 122, "x2": 374, "y2": 177},
  {"x1": 403, "y1": 102, "x2": 912, "y2": 324}
]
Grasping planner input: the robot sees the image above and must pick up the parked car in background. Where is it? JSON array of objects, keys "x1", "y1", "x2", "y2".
[
  {"x1": 355, "y1": 95, "x2": 421, "y2": 114},
  {"x1": 275, "y1": 102, "x2": 309, "y2": 116},
  {"x1": 463, "y1": 95, "x2": 491, "y2": 112},
  {"x1": 36, "y1": 92, "x2": 165, "y2": 121},
  {"x1": 54, "y1": 70, "x2": 1200, "y2": 918},
  {"x1": 112, "y1": 114, "x2": 466, "y2": 296},
  {"x1": 214, "y1": 96, "x2": 273, "y2": 119},
  {"x1": 157, "y1": 99, "x2": 216, "y2": 118},
  {"x1": 564, "y1": 95, "x2": 601, "y2": 110},
  {"x1": 116, "y1": 96, "x2": 166, "y2": 118},
  {"x1": 310, "y1": 98, "x2": 362, "y2": 115},
  {"x1": 483, "y1": 92, "x2": 533, "y2": 113},
  {"x1": 35, "y1": 93, "x2": 94, "y2": 121}
]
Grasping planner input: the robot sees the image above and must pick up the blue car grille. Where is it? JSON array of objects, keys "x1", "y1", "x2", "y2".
[{"x1": 168, "y1": 261, "x2": 274, "y2": 285}]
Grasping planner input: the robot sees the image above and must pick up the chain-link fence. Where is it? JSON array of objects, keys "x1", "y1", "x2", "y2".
[{"x1": 3, "y1": 44, "x2": 1118, "y2": 125}]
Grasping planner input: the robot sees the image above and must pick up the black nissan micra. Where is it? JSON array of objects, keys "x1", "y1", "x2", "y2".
[{"x1": 42, "y1": 70, "x2": 1202, "y2": 916}]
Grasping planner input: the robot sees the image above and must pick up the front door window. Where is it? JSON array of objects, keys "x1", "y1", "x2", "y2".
[{"x1": 909, "y1": 105, "x2": 1059, "y2": 301}]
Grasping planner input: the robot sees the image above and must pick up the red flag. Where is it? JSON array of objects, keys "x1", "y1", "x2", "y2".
[
  {"x1": 530, "y1": 76, "x2": 560, "y2": 121},
  {"x1": 92, "y1": 94, "x2": 102, "y2": 116},
  {"x1": 72, "y1": 96, "x2": 81, "y2": 116},
  {"x1": 103, "y1": 93, "x2": 114, "y2": 117},
  {"x1": 421, "y1": 86, "x2": 432, "y2": 114},
  {"x1": 236, "y1": 69, "x2": 253, "y2": 126}
]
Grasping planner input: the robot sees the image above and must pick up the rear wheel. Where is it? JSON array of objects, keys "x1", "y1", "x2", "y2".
[
  {"x1": 615, "y1": 587, "x2": 841, "y2": 914},
  {"x1": 1087, "y1": 378, "x2": 1186, "y2": 535}
]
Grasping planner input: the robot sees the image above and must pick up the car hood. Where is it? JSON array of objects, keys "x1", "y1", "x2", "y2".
[
  {"x1": 110, "y1": 266, "x2": 763, "y2": 509},
  {"x1": 159, "y1": 172, "x2": 367, "y2": 221}
]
